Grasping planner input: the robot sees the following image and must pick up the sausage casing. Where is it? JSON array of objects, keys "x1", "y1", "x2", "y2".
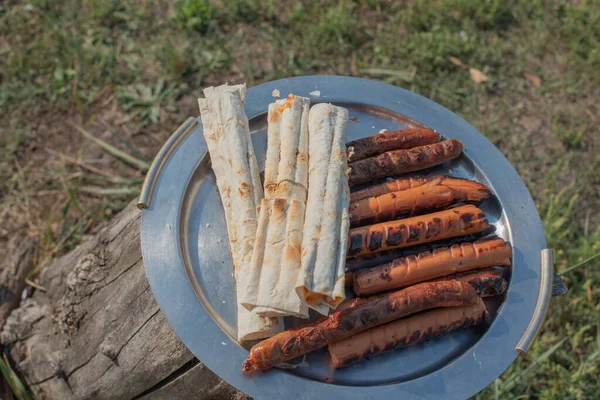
[
  {"x1": 328, "y1": 299, "x2": 488, "y2": 368},
  {"x1": 348, "y1": 139, "x2": 463, "y2": 186},
  {"x1": 349, "y1": 176, "x2": 491, "y2": 227},
  {"x1": 241, "y1": 281, "x2": 479, "y2": 371},
  {"x1": 347, "y1": 204, "x2": 490, "y2": 258},
  {"x1": 350, "y1": 176, "x2": 430, "y2": 203},
  {"x1": 347, "y1": 129, "x2": 440, "y2": 162},
  {"x1": 345, "y1": 229, "x2": 497, "y2": 272},
  {"x1": 345, "y1": 266, "x2": 508, "y2": 299},
  {"x1": 431, "y1": 267, "x2": 508, "y2": 297},
  {"x1": 352, "y1": 237, "x2": 512, "y2": 295}
]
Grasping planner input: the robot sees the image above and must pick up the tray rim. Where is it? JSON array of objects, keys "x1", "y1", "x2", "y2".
[{"x1": 140, "y1": 75, "x2": 547, "y2": 399}]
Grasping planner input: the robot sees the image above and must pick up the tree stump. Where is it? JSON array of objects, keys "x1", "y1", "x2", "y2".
[{"x1": 0, "y1": 200, "x2": 248, "y2": 400}]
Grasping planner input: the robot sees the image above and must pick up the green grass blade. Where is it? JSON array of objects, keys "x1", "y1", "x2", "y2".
[
  {"x1": 0, "y1": 358, "x2": 20, "y2": 399},
  {"x1": 70, "y1": 123, "x2": 150, "y2": 171},
  {"x1": 558, "y1": 251, "x2": 600, "y2": 276},
  {"x1": 96, "y1": 118, "x2": 150, "y2": 163},
  {"x1": 501, "y1": 337, "x2": 567, "y2": 393},
  {"x1": 0, "y1": 355, "x2": 32, "y2": 400}
]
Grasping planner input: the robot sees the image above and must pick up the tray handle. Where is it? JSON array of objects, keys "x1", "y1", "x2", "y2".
[
  {"x1": 138, "y1": 117, "x2": 198, "y2": 210},
  {"x1": 516, "y1": 248, "x2": 554, "y2": 357}
]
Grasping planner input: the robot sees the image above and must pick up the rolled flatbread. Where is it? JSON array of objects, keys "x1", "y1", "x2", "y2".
[
  {"x1": 198, "y1": 84, "x2": 282, "y2": 341},
  {"x1": 264, "y1": 95, "x2": 310, "y2": 201},
  {"x1": 242, "y1": 95, "x2": 310, "y2": 318},
  {"x1": 245, "y1": 198, "x2": 308, "y2": 317},
  {"x1": 296, "y1": 103, "x2": 350, "y2": 315}
]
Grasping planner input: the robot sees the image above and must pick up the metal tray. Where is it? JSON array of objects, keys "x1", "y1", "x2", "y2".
[{"x1": 139, "y1": 76, "x2": 553, "y2": 399}]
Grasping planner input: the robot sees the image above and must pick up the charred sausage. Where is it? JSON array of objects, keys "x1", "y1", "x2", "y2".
[
  {"x1": 349, "y1": 176, "x2": 491, "y2": 227},
  {"x1": 347, "y1": 129, "x2": 440, "y2": 162},
  {"x1": 352, "y1": 237, "x2": 512, "y2": 295},
  {"x1": 348, "y1": 139, "x2": 463, "y2": 186},
  {"x1": 344, "y1": 229, "x2": 497, "y2": 272},
  {"x1": 350, "y1": 176, "x2": 430, "y2": 203},
  {"x1": 344, "y1": 266, "x2": 508, "y2": 297},
  {"x1": 347, "y1": 205, "x2": 490, "y2": 258},
  {"x1": 241, "y1": 281, "x2": 479, "y2": 372},
  {"x1": 328, "y1": 299, "x2": 488, "y2": 368},
  {"x1": 431, "y1": 267, "x2": 508, "y2": 297}
]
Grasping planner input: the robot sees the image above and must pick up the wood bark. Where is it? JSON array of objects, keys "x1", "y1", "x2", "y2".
[
  {"x1": 0, "y1": 236, "x2": 36, "y2": 329},
  {"x1": 0, "y1": 200, "x2": 248, "y2": 400}
]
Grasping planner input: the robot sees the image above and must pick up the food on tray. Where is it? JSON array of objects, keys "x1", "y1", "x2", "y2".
[
  {"x1": 344, "y1": 229, "x2": 497, "y2": 272},
  {"x1": 430, "y1": 268, "x2": 508, "y2": 297},
  {"x1": 263, "y1": 95, "x2": 310, "y2": 201},
  {"x1": 348, "y1": 139, "x2": 464, "y2": 185},
  {"x1": 198, "y1": 84, "x2": 282, "y2": 341},
  {"x1": 344, "y1": 265, "x2": 508, "y2": 297},
  {"x1": 241, "y1": 281, "x2": 479, "y2": 372},
  {"x1": 350, "y1": 176, "x2": 430, "y2": 203},
  {"x1": 328, "y1": 298, "x2": 488, "y2": 368},
  {"x1": 197, "y1": 86, "x2": 513, "y2": 372},
  {"x1": 347, "y1": 129, "x2": 440, "y2": 162},
  {"x1": 296, "y1": 103, "x2": 350, "y2": 315},
  {"x1": 245, "y1": 198, "x2": 308, "y2": 317},
  {"x1": 242, "y1": 95, "x2": 310, "y2": 318},
  {"x1": 347, "y1": 204, "x2": 491, "y2": 257},
  {"x1": 352, "y1": 237, "x2": 512, "y2": 295},
  {"x1": 349, "y1": 175, "x2": 491, "y2": 227}
]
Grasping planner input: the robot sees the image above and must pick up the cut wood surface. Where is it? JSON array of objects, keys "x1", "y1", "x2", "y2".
[{"x1": 0, "y1": 200, "x2": 246, "y2": 400}]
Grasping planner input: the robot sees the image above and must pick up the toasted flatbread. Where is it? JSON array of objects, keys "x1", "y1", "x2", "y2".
[
  {"x1": 264, "y1": 95, "x2": 310, "y2": 200},
  {"x1": 198, "y1": 84, "x2": 282, "y2": 341},
  {"x1": 242, "y1": 95, "x2": 310, "y2": 318},
  {"x1": 244, "y1": 198, "x2": 308, "y2": 318},
  {"x1": 296, "y1": 103, "x2": 350, "y2": 315}
]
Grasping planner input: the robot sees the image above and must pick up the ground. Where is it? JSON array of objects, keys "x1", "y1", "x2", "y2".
[{"x1": 1, "y1": 0, "x2": 599, "y2": 398}]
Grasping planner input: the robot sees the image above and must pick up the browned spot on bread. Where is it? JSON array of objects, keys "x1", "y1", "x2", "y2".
[
  {"x1": 268, "y1": 108, "x2": 280, "y2": 122},
  {"x1": 277, "y1": 94, "x2": 296, "y2": 112},
  {"x1": 238, "y1": 181, "x2": 252, "y2": 197}
]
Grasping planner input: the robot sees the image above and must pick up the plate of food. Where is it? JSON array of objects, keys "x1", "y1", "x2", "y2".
[{"x1": 139, "y1": 76, "x2": 554, "y2": 399}]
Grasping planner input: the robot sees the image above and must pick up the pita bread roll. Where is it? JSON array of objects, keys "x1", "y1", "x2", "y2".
[
  {"x1": 264, "y1": 94, "x2": 310, "y2": 200},
  {"x1": 242, "y1": 95, "x2": 310, "y2": 318},
  {"x1": 198, "y1": 84, "x2": 282, "y2": 341},
  {"x1": 296, "y1": 103, "x2": 350, "y2": 315},
  {"x1": 246, "y1": 198, "x2": 308, "y2": 318}
]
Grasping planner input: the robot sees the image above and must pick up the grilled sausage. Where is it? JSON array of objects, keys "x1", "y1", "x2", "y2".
[
  {"x1": 348, "y1": 139, "x2": 463, "y2": 186},
  {"x1": 431, "y1": 267, "x2": 508, "y2": 297},
  {"x1": 349, "y1": 176, "x2": 491, "y2": 227},
  {"x1": 345, "y1": 229, "x2": 497, "y2": 272},
  {"x1": 352, "y1": 237, "x2": 512, "y2": 295},
  {"x1": 347, "y1": 129, "x2": 441, "y2": 162},
  {"x1": 350, "y1": 176, "x2": 430, "y2": 203},
  {"x1": 347, "y1": 205, "x2": 490, "y2": 258},
  {"x1": 241, "y1": 281, "x2": 479, "y2": 372},
  {"x1": 344, "y1": 266, "x2": 508, "y2": 297},
  {"x1": 328, "y1": 299, "x2": 488, "y2": 368}
]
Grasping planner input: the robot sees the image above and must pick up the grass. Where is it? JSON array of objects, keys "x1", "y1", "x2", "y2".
[{"x1": 1, "y1": 0, "x2": 598, "y2": 398}]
